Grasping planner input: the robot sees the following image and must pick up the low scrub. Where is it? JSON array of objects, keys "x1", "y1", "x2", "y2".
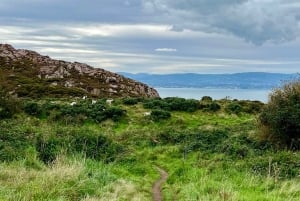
[
  {"x1": 0, "y1": 121, "x2": 122, "y2": 163},
  {"x1": 259, "y1": 80, "x2": 300, "y2": 149}
]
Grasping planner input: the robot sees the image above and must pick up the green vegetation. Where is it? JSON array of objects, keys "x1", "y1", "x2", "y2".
[
  {"x1": 0, "y1": 94, "x2": 300, "y2": 200},
  {"x1": 259, "y1": 80, "x2": 300, "y2": 149}
]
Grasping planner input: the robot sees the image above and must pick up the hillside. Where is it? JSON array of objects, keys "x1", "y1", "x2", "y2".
[
  {"x1": 0, "y1": 44, "x2": 159, "y2": 98},
  {"x1": 1, "y1": 97, "x2": 300, "y2": 200},
  {"x1": 120, "y1": 72, "x2": 296, "y2": 89}
]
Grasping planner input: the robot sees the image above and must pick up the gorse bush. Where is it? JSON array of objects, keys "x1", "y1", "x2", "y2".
[
  {"x1": 201, "y1": 96, "x2": 213, "y2": 102},
  {"x1": 150, "y1": 109, "x2": 171, "y2": 121},
  {"x1": 259, "y1": 80, "x2": 300, "y2": 149},
  {"x1": 0, "y1": 89, "x2": 20, "y2": 119},
  {"x1": 238, "y1": 100, "x2": 264, "y2": 114},
  {"x1": 122, "y1": 97, "x2": 141, "y2": 105},
  {"x1": 44, "y1": 100, "x2": 126, "y2": 123},
  {"x1": 199, "y1": 101, "x2": 221, "y2": 112},
  {"x1": 23, "y1": 101, "x2": 42, "y2": 116},
  {"x1": 143, "y1": 97, "x2": 200, "y2": 112},
  {"x1": 225, "y1": 102, "x2": 243, "y2": 114}
]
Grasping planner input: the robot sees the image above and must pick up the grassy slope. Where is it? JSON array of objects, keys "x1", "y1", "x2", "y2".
[{"x1": 0, "y1": 101, "x2": 300, "y2": 201}]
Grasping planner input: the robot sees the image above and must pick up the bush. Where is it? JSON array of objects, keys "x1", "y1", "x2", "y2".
[
  {"x1": 122, "y1": 97, "x2": 140, "y2": 105},
  {"x1": 164, "y1": 97, "x2": 199, "y2": 112},
  {"x1": 23, "y1": 101, "x2": 42, "y2": 116},
  {"x1": 225, "y1": 102, "x2": 242, "y2": 114},
  {"x1": 238, "y1": 100, "x2": 264, "y2": 114},
  {"x1": 259, "y1": 80, "x2": 300, "y2": 149},
  {"x1": 201, "y1": 96, "x2": 213, "y2": 102},
  {"x1": 204, "y1": 101, "x2": 221, "y2": 112},
  {"x1": 143, "y1": 97, "x2": 200, "y2": 112},
  {"x1": 103, "y1": 107, "x2": 126, "y2": 121},
  {"x1": 0, "y1": 90, "x2": 20, "y2": 119},
  {"x1": 0, "y1": 121, "x2": 33, "y2": 161},
  {"x1": 150, "y1": 109, "x2": 171, "y2": 121},
  {"x1": 143, "y1": 98, "x2": 169, "y2": 110}
]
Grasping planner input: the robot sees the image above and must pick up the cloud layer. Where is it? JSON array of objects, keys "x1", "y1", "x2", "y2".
[
  {"x1": 0, "y1": 0, "x2": 299, "y2": 74},
  {"x1": 143, "y1": 0, "x2": 300, "y2": 44}
]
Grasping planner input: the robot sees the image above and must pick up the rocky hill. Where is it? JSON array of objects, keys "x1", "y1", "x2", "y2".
[{"x1": 0, "y1": 44, "x2": 159, "y2": 98}]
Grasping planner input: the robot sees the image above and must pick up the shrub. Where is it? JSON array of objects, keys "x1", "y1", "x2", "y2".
[
  {"x1": 103, "y1": 107, "x2": 126, "y2": 121},
  {"x1": 205, "y1": 101, "x2": 221, "y2": 112},
  {"x1": 150, "y1": 109, "x2": 171, "y2": 121},
  {"x1": 259, "y1": 80, "x2": 300, "y2": 149},
  {"x1": 143, "y1": 98, "x2": 169, "y2": 110},
  {"x1": 122, "y1": 97, "x2": 140, "y2": 105},
  {"x1": 35, "y1": 129, "x2": 123, "y2": 163},
  {"x1": 0, "y1": 89, "x2": 20, "y2": 119},
  {"x1": 238, "y1": 100, "x2": 264, "y2": 114},
  {"x1": 0, "y1": 121, "x2": 33, "y2": 161},
  {"x1": 164, "y1": 97, "x2": 199, "y2": 112},
  {"x1": 201, "y1": 96, "x2": 213, "y2": 102},
  {"x1": 225, "y1": 102, "x2": 243, "y2": 114},
  {"x1": 143, "y1": 97, "x2": 200, "y2": 112},
  {"x1": 23, "y1": 101, "x2": 42, "y2": 116}
]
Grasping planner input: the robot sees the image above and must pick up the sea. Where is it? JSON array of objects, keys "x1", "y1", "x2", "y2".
[{"x1": 155, "y1": 88, "x2": 272, "y2": 103}]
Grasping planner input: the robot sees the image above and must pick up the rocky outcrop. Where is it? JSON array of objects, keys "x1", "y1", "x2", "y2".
[{"x1": 0, "y1": 44, "x2": 159, "y2": 98}]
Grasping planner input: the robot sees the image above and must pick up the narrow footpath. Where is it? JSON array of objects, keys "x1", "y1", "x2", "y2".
[{"x1": 152, "y1": 167, "x2": 168, "y2": 201}]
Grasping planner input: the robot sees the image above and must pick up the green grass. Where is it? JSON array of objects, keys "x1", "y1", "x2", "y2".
[{"x1": 0, "y1": 100, "x2": 299, "y2": 200}]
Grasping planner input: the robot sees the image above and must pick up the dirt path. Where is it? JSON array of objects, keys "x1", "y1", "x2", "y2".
[{"x1": 152, "y1": 167, "x2": 168, "y2": 201}]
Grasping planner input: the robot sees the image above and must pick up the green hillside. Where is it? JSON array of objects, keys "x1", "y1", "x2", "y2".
[{"x1": 0, "y1": 95, "x2": 299, "y2": 201}]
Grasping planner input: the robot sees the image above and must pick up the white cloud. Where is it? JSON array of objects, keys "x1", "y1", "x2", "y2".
[
  {"x1": 155, "y1": 48, "x2": 177, "y2": 52},
  {"x1": 1, "y1": 20, "x2": 300, "y2": 74}
]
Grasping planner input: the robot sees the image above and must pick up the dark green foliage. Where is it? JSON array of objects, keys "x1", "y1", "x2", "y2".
[
  {"x1": 0, "y1": 123, "x2": 27, "y2": 161},
  {"x1": 36, "y1": 129, "x2": 122, "y2": 163},
  {"x1": 0, "y1": 121, "x2": 122, "y2": 163},
  {"x1": 199, "y1": 101, "x2": 221, "y2": 112},
  {"x1": 0, "y1": 89, "x2": 20, "y2": 119},
  {"x1": 143, "y1": 97, "x2": 200, "y2": 112},
  {"x1": 36, "y1": 135, "x2": 61, "y2": 163},
  {"x1": 52, "y1": 101, "x2": 126, "y2": 123},
  {"x1": 237, "y1": 100, "x2": 264, "y2": 114},
  {"x1": 259, "y1": 80, "x2": 300, "y2": 149},
  {"x1": 23, "y1": 101, "x2": 42, "y2": 116},
  {"x1": 104, "y1": 107, "x2": 126, "y2": 121},
  {"x1": 201, "y1": 96, "x2": 213, "y2": 102},
  {"x1": 143, "y1": 98, "x2": 169, "y2": 110},
  {"x1": 150, "y1": 109, "x2": 171, "y2": 121},
  {"x1": 155, "y1": 128, "x2": 272, "y2": 160},
  {"x1": 164, "y1": 97, "x2": 199, "y2": 112},
  {"x1": 122, "y1": 97, "x2": 140, "y2": 105},
  {"x1": 208, "y1": 102, "x2": 221, "y2": 112},
  {"x1": 251, "y1": 151, "x2": 300, "y2": 178},
  {"x1": 73, "y1": 132, "x2": 122, "y2": 162},
  {"x1": 225, "y1": 102, "x2": 243, "y2": 114},
  {"x1": 156, "y1": 129, "x2": 229, "y2": 153}
]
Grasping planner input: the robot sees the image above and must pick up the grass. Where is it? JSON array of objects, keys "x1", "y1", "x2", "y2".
[{"x1": 0, "y1": 99, "x2": 300, "y2": 200}]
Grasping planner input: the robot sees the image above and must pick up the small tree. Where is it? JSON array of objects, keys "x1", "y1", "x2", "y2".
[{"x1": 259, "y1": 79, "x2": 300, "y2": 149}]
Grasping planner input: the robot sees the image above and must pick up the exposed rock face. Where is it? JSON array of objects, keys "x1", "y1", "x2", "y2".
[{"x1": 0, "y1": 44, "x2": 159, "y2": 98}]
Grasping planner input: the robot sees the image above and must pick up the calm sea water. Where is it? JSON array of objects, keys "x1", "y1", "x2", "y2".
[{"x1": 155, "y1": 88, "x2": 271, "y2": 102}]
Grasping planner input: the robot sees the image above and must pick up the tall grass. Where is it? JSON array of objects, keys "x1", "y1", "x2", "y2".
[{"x1": 0, "y1": 99, "x2": 300, "y2": 200}]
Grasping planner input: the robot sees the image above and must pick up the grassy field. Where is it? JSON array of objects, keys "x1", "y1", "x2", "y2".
[{"x1": 0, "y1": 98, "x2": 299, "y2": 201}]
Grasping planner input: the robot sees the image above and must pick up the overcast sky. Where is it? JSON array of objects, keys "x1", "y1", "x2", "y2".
[{"x1": 1, "y1": 0, "x2": 300, "y2": 74}]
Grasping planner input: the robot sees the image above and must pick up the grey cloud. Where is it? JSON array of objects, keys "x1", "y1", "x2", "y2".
[
  {"x1": 143, "y1": 0, "x2": 300, "y2": 44},
  {"x1": 0, "y1": 0, "x2": 143, "y2": 23}
]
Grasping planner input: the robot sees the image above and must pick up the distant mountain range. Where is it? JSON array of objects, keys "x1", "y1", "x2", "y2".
[{"x1": 119, "y1": 72, "x2": 298, "y2": 89}]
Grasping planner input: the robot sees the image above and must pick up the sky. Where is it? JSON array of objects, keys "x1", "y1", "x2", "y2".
[{"x1": 0, "y1": 0, "x2": 300, "y2": 74}]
